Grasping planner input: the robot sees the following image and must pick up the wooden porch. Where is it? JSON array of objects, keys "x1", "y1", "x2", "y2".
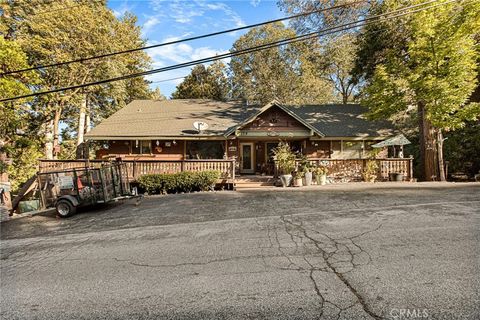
[
  {"x1": 39, "y1": 159, "x2": 236, "y2": 182},
  {"x1": 38, "y1": 157, "x2": 413, "y2": 185},
  {"x1": 287, "y1": 158, "x2": 414, "y2": 182}
]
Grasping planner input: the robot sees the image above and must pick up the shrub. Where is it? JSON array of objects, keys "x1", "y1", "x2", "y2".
[
  {"x1": 195, "y1": 171, "x2": 221, "y2": 191},
  {"x1": 363, "y1": 160, "x2": 379, "y2": 182},
  {"x1": 315, "y1": 165, "x2": 328, "y2": 176},
  {"x1": 137, "y1": 170, "x2": 221, "y2": 194},
  {"x1": 273, "y1": 141, "x2": 296, "y2": 175}
]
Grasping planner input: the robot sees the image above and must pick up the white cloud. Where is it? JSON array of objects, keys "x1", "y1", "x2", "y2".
[
  {"x1": 146, "y1": 36, "x2": 227, "y2": 68},
  {"x1": 143, "y1": 0, "x2": 241, "y2": 95},
  {"x1": 250, "y1": 0, "x2": 261, "y2": 7},
  {"x1": 112, "y1": 1, "x2": 134, "y2": 18},
  {"x1": 148, "y1": 0, "x2": 245, "y2": 28},
  {"x1": 142, "y1": 16, "x2": 161, "y2": 37}
]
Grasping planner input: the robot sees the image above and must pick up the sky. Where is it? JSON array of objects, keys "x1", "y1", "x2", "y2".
[{"x1": 107, "y1": 0, "x2": 284, "y2": 98}]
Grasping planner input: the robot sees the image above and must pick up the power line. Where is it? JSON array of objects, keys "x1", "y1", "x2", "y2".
[
  {"x1": 0, "y1": 0, "x2": 369, "y2": 76},
  {"x1": 0, "y1": 0, "x2": 460, "y2": 102},
  {"x1": 0, "y1": 0, "x2": 454, "y2": 102},
  {"x1": 150, "y1": 76, "x2": 187, "y2": 84}
]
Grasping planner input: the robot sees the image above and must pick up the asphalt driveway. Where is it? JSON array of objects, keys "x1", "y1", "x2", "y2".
[{"x1": 1, "y1": 182, "x2": 479, "y2": 319}]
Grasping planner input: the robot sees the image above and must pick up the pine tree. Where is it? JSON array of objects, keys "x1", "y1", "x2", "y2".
[{"x1": 359, "y1": 0, "x2": 480, "y2": 181}]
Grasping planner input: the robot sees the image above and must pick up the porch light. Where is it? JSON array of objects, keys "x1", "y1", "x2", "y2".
[
  {"x1": 156, "y1": 140, "x2": 160, "y2": 146},
  {"x1": 173, "y1": 140, "x2": 177, "y2": 145}
]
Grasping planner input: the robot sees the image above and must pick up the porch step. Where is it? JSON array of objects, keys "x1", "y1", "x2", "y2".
[{"x1": 235, "y1": 175, "x2": 277, "y2": 189}]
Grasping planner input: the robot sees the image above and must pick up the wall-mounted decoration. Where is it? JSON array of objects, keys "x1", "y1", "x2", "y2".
[
  {"x1": 165, "y1": 142, "x2": 172, "y2": 147},
  {"x1": 228, "y1": 146, "x2": 237, "y2": 152},
  {"x1": 155, "y1": 146, "x2": 163, "y2": 153}
]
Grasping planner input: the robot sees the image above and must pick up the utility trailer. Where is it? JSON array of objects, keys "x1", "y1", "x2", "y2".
[{"x1": 35, "y1": 162, "x2": 138, "y2": 217}]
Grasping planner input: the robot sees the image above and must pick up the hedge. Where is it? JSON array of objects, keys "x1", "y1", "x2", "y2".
[{"x1": 137, "y1": 171, "x2": 221, "y2": 194}]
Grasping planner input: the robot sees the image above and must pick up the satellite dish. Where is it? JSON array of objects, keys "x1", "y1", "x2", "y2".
[{"x1": 193, "y1": 121, "x2": 209, "y2": 132}]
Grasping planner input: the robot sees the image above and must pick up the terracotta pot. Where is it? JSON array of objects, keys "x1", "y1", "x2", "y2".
[{"x1": 293, "y1": 177, "x2": 303, "y2": 187}]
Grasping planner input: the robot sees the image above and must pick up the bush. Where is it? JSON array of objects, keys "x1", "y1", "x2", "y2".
[
  {"x1": 273, "y1": 141, "x2": 296, "y2": 175},
  {"x1": 137, "y1": 170, "x2": 221, "y2": 194}
]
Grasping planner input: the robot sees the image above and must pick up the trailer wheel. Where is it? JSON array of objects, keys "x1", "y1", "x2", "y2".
[{"x1": 56, "y1": 199, "x2": 76, "y2": 218}]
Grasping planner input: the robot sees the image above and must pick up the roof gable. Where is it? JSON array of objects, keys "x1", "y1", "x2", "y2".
[{"x1": 223, "y1": 100, "x2": 324, "y2": 137}]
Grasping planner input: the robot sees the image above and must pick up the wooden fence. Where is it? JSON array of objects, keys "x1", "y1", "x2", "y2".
[
  {"x1": 39, "y1": 159, "x2": 236, "y2": 181},
  {"x1": 289, "y1": 158, "x2": 414, "y2": 182}
]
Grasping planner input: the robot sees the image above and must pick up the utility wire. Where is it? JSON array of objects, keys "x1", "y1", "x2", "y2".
[
  {"x1": 150, "y1": 76, "x2": 187, "y2": 84},
  {"x1": 0, "y1": 0, "x2": 369, "y2": 76},
  {"x1": 0, "y1": 0, "x2": 459, "y2": 102}
]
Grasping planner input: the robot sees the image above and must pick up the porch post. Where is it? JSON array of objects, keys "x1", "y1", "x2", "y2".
[{"x1": 409, "y1": 157, "x2": 414, "y2": 181}]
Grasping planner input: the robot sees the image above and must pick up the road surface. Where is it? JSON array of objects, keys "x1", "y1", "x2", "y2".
[{"x1": 1, "y1": 183, "x2": 479, "y2": 319}]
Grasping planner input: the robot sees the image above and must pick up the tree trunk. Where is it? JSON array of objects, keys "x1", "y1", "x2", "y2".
[
  {"x1": 45, "y1": 119, "x2": 54, "y2": 160},
  {"x1": 76, "y1": 94, "x2": 87, "y2": 159},
  {"x1": 0, "y1": 140, "x2": 12, "y2": 211},
  {"x1": 437, "y1": 129, "x2": 446, "y2": 181},
  {"x1": 85, "y1": 104, "x2": 91, "y2": 159},
  {"x1": 53, "y1": 108, "x2": 62, "y2": 159},
  {"x1": 418, "y1": 103, "x2": 436, "y2": 181}
]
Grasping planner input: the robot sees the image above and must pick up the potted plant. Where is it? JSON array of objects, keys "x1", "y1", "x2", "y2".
[
  {"x1": 298, "y1": 154, "x2": 313, "y2": 186},
  {"x1": 273, "y1": 142, "x2": 295, "y2": 187},
  {"x1": 363, "y1": 160, "x2": 378, "y2": 183},
  {"x1": 315, "y1": 165, "x2": 328, "y2": 185},
  {"x1": 389, "y1": 172, "x2": 404, "y2": 182},
  {"x1": 293, "y1": 170, "x2": 304, "y2": 187}
]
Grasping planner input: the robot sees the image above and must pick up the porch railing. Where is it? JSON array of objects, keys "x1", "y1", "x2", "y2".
[
  {"x1": 38, "y1": 159, "x2": 236, "y2": 181},
  {"x1": 277, "y1": 158, "x2": 414, "y2": 182}
]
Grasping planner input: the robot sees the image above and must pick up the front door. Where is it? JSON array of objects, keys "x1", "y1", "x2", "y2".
[{"x1": 240, "y1": 143, "x2": 254, "y2": 174}]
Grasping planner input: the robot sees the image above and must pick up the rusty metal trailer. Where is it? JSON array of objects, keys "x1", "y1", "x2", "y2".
[{"x1": 34, "y1": 162, "x2": 137, "y2": 217}]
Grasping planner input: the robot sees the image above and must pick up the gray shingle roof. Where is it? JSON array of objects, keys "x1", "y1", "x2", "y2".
[
  {"x1": 85, "y1": 99, "x2": 394, "y2": 139},
  {"x1": 283, "y1": 104, "x2": 394, "y2": 137},
  {"x1": 85, "y1": 99, "x2": 258, "y2": 139}
]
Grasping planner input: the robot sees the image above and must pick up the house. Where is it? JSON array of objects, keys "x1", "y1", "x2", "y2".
[{"x1": 85, "y1": 99, "x2": 396, "y2": 176}]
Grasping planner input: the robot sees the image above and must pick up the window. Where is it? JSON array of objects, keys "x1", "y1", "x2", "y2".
[
  {"x1": 186, "y1": 141, "x2": 224, "y2": 159},
  {"x1": 342, "y1": 141, "x2": 363, "y2": 159},
  {"x1": 131, "y1": 140, "x2": 151, "y2": 154}
]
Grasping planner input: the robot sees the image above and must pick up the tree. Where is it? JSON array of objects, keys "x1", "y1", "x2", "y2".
[
  {"x1": 316, "y1": 34, "x2": 358, "y2": 103},
  {"x1": 359, "y1": 0, "x2": 480, "y2": 181},
  {"x1": 2, "y1": 1, "x2": 153, "y2": 159},
  {"x1": 172, "y1": 62, "x2": 229, "y2": 101},
  {"x1": 278, "y1": 0, "x2": 369, "y2": 103},
  {"x1": 278, "y1": 0, "x2": 369, "y2": 34},
  {"x1": 229, "y1": 22, "x2": 332, "y2": 105},
  {"x1": 0, "y1": 37, "x2": 42, "y2": 191}
]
